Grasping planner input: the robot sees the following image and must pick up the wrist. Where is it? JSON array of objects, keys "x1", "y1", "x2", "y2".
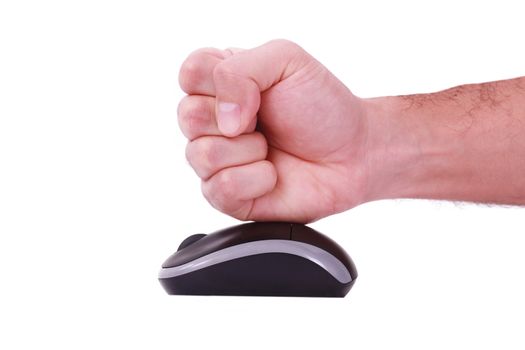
[
  {"x1": 361, "y1": 95, "x2": 457, "y2": 203},
  {"x1": 357, "y1": 78, "x2": 525, "y2": 207}
]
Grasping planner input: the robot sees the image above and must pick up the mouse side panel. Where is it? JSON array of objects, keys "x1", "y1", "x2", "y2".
[
  {"x1": 291, "y1": 224, "x2": 358, "y2": 280},
  {"x1": 163, "y1": 222, "x2": 292, "y2": 268},
  {"x1": 159, "y1": 253, "x2": 355, "y2": 297}
]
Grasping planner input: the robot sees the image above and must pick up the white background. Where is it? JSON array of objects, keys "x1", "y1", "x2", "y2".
[{"x1": 1, "y1": 0, "x2": 524, "y2": 349}]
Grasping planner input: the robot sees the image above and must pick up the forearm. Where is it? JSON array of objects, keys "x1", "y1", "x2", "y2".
[{"x1": 363, "y1": 77, "x2": 525, "y2": 205}]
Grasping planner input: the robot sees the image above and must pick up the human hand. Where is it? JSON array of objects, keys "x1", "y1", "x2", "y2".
[{"x1": 177, "y1": 40, "x2": 370, "y2": 223}]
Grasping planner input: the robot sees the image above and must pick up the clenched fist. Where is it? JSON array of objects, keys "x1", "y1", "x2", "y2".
[
  {"x1": 177, "y1": 39, "x2": 369, "y2": 223},
  {"x1": 178, "y1": 40, "x2": 525, "y2": 221}
]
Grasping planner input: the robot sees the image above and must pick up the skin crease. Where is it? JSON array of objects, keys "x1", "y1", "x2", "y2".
[{"x1": 178, "y1": 39, "x2": 525, "y2": 223}]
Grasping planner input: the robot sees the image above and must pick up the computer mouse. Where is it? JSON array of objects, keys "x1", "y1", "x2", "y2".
[{"x1": 158, "y1": 222, "x2": 358, "y2": 297}]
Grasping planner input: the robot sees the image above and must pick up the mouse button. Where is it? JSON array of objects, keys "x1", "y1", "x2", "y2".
[
  {"x1": 177, "y1": 233, "x2": 207, "y2": 251},
  {"x1": 291, "y1": 224, "x2": 357, "y2": 277},
  {"x1": 227, "y1": 221, "x2": 292, "y2": 242},
  {"x1": 162, "y1": 233, "x2": 231, "y2": 268}
]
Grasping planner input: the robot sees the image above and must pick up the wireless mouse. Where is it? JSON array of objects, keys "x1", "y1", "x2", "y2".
[{"x1": 158, "y1": 222, "x2": 357, "y2": 297}]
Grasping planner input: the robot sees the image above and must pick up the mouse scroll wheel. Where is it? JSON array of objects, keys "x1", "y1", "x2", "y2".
[{"x1": 177, "y1": 233, "x2": 207, "y2": 251}]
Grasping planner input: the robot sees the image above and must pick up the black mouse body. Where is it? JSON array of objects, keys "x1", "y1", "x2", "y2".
[{"x1": 158, "y1": 222, "x2": 357, "y2": 297}]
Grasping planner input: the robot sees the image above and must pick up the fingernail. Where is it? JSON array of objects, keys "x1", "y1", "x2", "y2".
[{"x1": 218, "y1": 102, "x2": 240, "y2": 135}]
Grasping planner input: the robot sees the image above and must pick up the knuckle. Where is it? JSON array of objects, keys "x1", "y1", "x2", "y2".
[
  {"x1": 198, "y1": 138, "x2": 217, "y2": 173},
  {"x1": 253, "y1": 132, "x2": 268, "y2": 155},
  {"x1": 186, "y1": 137, "x2": 219, "y2": 178},
  {"x1": 217, "y1": 171, "x2": 240, "y2": 210},
  {"x1": 201, "y1": 180, "x2": 213, "y2": 203},
  {"x1": 201, "y1": 180, "x2": 222, "y2": 211},
  {"x1": 179, "y1": 63, "x2": 198, "y2": 92},
  {"x1": 269, "y1": 39, "x2": 302, "y2": 53},
  {"x1": 212, "y1": 61, "x2": 237, "y2": 81},
  {"x1": 212, "y1": 59, "x2": 259, "y2": 94},
  {"x1": 177, "y1": 97, "x2": 208, "y2": 139},
  {"x1": 217, "y1": 170, "x2": 235, "y2": 197},
  {"x1": 178, "y1": 50, "x2": 208, "y2": 91},
  {"x1": 205, "y1": 170, "x2": 236, "y2": 210},
  {"x1": 184, "y1": 141, "x2": 194, "y2": 164}
]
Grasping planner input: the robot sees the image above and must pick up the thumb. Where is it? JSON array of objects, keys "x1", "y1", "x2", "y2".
[{"x1": 213, "y1": 39, "x2": 308, "y2": 137}]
